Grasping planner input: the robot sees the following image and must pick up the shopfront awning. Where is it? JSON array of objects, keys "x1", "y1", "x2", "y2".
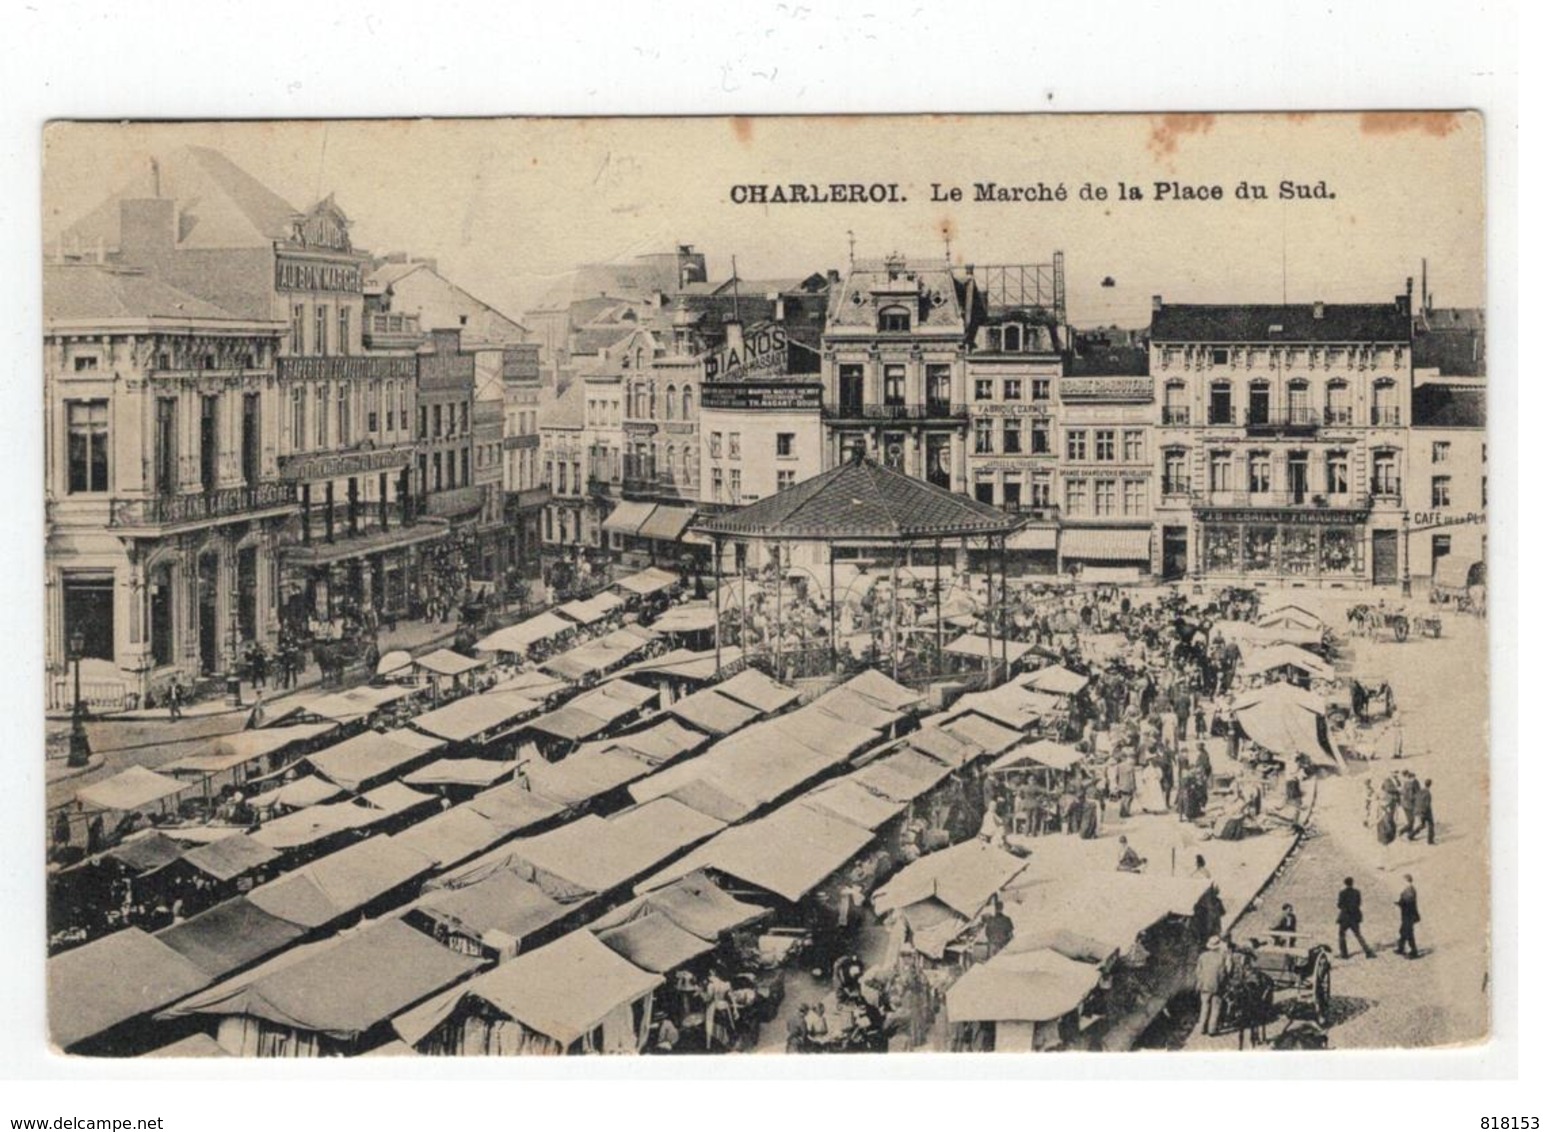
[
  {"x1": 638, "y1": 505, "x2": 696, "y2": 542},
  {"x1": 1007, "y1": 527, "x2": 1059, "y2": 552},
  {"x1": 1060, "y1": 527, "x2": 1152, "y2": 562},
  {"x1": 602, "y1": 500, "x2": 659, "y2": 537},
  {"x1": 280, "y1": 518, "x2": 450, "y2": 567},
  {"x1": 616, "y1": 566, "x2": 681, "y2": 596}
]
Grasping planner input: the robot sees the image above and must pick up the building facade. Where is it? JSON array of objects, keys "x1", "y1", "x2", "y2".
[
  {"x1": 44, "y1": 262, "x2": 295, "y2": 708},
  {"x1": 500, "y1": 344, "x2": 547, "y2": 582},
  {"x1": 1150, "y1": 293, "x2": 1414, "y2": 585},
  {"x1": 1406, "y1": 378, "x2": 1487, "y2": 581}
]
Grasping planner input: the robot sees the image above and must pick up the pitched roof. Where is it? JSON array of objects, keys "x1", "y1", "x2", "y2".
[
  {"x1": 50, "y1": 929, "x2": 211, "y2": 1049},
  {"x1": 1412, "y1": 383, "x2": 1486, "y2": 428},
  {"x1": 154, "y1": 897, "x2": 307, "y2": 980},
  {"x1": 1151, "y1": 301, "x2": 1411, "y2": 342},
  {"x1": 44, "y1": 263, "x2": 245, "y2": 323},
  {"x1": 693, "y1": 456, "x2": 1020, "y2": 540},
  {"x1": 58, "y1": 146, "x2": 303, "y2": 251},
  {"x1": 826, "y1": 256, "x2": 966, "y2": 334}
]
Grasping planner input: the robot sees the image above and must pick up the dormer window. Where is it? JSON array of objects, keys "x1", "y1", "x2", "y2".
[
  {"x1": 1003, "y1": 324, "x2": 1023, "y2": 352},
  {"x1": 878, "y1": 306, "x2": 911, "y2": 333}
]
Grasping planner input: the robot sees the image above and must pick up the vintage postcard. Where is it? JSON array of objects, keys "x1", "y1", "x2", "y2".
[{"x1": 40, "y1": 113, "x2": 1487, "y2": 1058}]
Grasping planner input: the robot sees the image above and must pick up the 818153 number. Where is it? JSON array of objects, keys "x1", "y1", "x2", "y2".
[{"x1": 1481, "y1": 1120, "x2": 1539, "y2": 1129}]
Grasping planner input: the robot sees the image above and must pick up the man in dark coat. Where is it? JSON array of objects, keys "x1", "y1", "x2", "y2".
[
  {"x1": 1396, "y1": 875, "x2": 1421, "y2": 958},
  {"x1": 1337, "y1": 876, "x2": 1376, "y2": 959},
  {"x1": 1399, "y1": 771, "x2": 1422, "y2": 838},
  {"x1": 1409, "y1": 779, "x2": 1436, "y2": 844}
]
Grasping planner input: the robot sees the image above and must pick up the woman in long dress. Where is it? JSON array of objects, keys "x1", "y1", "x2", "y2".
[{"x1": 1137, "y1": 760, "x2": 1168, "y2": 813}]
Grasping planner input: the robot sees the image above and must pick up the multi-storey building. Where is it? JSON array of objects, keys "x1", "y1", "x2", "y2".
[
  {"x1": 415, "y1": 329, "x2": 478, "y2": 546},
  {"x1": 499, "y1": 344, "x2": 547, "y2": 583},
  {"x1": 1056, "y1": 345, "x2": 1156, "y2": 578},
  {"x1": 966, "y1": 309, "x2": 1063, "y2": 573},
  {"x1": 538, "y1": 384, "x2": 589, "y2": 559},
  {"x1": 43, "y1": 261, "x2": 294, "y2": 708},
  {"x1": 1150, "y1": 291, "x2": 1414, "y2": 585},
  {"x1": 820, "y1": 255, "x2": 971, "y2": 493}
]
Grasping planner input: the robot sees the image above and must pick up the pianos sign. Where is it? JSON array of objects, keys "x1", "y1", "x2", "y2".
[{"x1": 703, "y1": 326, "x2": 789, "y2": 380}]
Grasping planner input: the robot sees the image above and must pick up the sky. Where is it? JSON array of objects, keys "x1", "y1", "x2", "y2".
[{"x1": 41, "y1": 114, "x2": 1485, "y2": 329}]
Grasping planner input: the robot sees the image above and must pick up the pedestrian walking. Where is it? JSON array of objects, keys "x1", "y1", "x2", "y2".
[
  {"x1": 1396, "y1": 875, "x2": 1422, "y2": 958},
  {"x1": 167, "y1": 676, "x2": 184, "y2": 721},
  {"x1": 1336, "y1": 876, "x2": 1376, "y2": 959},
  {"x1": 1194, "y1": 934, "x2": 1229, "y2": 1037},
  {"x1": 1409, "y1": 778, "x2": 1436, "y2": 844},
  {"x1": 1400, "y1": 771, "x2": 1421, "y2": 838}
]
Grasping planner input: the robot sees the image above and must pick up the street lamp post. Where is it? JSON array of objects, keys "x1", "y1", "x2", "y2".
[{"x1": 67, "y1": 628, "x2": 91, "y2": 769}]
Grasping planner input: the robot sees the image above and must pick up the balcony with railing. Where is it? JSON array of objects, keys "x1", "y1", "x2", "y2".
[
  {"x1": 1191, "y1": 488, "x2": 1372, "y2": 511},
  {"x1": 1244, "y1": 407, "x2": 1320, "y2": 437},
  {"x1": 1370, "y1": 477, "x2": 1403, "y2": 502},
  {"x1": 363, "y1": 311, "x2": 424, "y2": 350},
  {"x1": 1370, "y1": 406, "x2": 1403, "y2": 427},
  {"x1": 1161, "y1": 406, "x2": 1191, "y2": 426},
  {"x1": 823, "y1": 401, "x2": 968, "y2": 422},
  {"x1": 1002, "y1": 502, "x2": 1061, "y2": 522},
  {"x1": 1323, "y1": 406, "x2": 1355, "y2": 426},
  {"x1": 1206, "y1": 406, "x2": 1237, "y2": 427},
  {"x1": 109, "y1": 481, "x2": 298, "y2": 529},
  {"x1": 1161, "y1": 477, "x2": 1192, "y2": 498}
]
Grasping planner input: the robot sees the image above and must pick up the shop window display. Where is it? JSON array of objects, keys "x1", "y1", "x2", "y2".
[{"x1": 1243, "y1": 525, "x2": 1279, "y2": 572}]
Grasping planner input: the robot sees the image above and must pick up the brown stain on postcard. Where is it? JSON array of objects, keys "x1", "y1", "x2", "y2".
[
  {"x1": 1359, "y1": 111, "x2": 1462, "y2": 138},
  {"x1": 1147, "y1": 114, "x2": 1215, "y2": 158},
  {"x1": 731, "y1": 117, "x2": 754, "y2": 146}
]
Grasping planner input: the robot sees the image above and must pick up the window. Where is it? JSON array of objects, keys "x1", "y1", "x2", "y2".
[
  {"x1": 155, "y1": 397, "x2": 178, "y2": 493},
  {"x1": 926, "y1": 365, "x2": 951, "y2": 409},
  {"x1": 1326, "y1": 451, "x2": 1349, "y2": 495},
  {"x1": 1003, "y1": 477, "x2": 1022, "y2": 507},
  {"x1": 709, "y1": 432, "x2": 722, "y2": 459},
  {"x1": 776, "y1": 432, "x2": 795, "y2": 458},
  {"x1": 838, "y1": 364, "x2": 865, "y2": 412},
  {"x1": 1325, "y1": 380, "x2": 1352, "y2": 424},
  {"x1": 66, "y1": 399, "x2": 110, "y2": 493},
  {"x1": 1094, "y1": 430, "x2": 1116, "y2": 461},
  {"x1": 1003, "y1": 324, "x2": 1024, "y2": 352},
  {"x1": 1002, "y1": 419, "x2": 1022, "y2": 454},
  {"x1": 337, "y1": 307, "x2": 351, "y2": 356},
  {"x1": 291, "y1": 305, "x2": 305, "y2": 354},
  {"x1": 459, "y1": 403, "x2": 469, "y2": 435},
  {"x1": 1209, "y1": 381, "x2": 1233, "y2": 425},
  {"x1": 1163, "y1": 381, "x2": 1189, "y2": 425},
  {"x1": 1031, "y1": 424, "x2": 1051, "y2": 455},
  {"x1": 728, "y1": 432, "x2": 742, "y2": 459},
  {"x1": 462, "y1": 449, "x2": 470, "y2": 486},
  {"x1": 199, "y1": 394, "x2": 219, "y2": 492},
  {"x1": 975, "y1": 379, "x2": 994, "y2": 402},
  {"x1": 1066, "y1": 430, "x2": 1088, "y2": 461},
  {"x1": 1163, "y1": 449, "x2": 1188, "y2": 495},
  {"x1": 433, "y1": 404, "x2": 443, "y2": 439},
  {"x1": 883, "y1": 365, "x2": 905, "y2": 406},
  {"x1": 1003, "y1": 378, "x2": 1022, "y2": 401},
  {"x1": 975, "y1": 478, "x2": 995, "y2": 504},
  {"x1": 1123, "y1": 479, "x2": 1146, "y2": 516},
  {"x1": 1209, "y1": 450, "x2": 1232, "y2": 492},
  {"x1": 665, "y1": 386, "x2": 678, "y2": 420},
  {"x1": 315, "y1": 385, "x2": 329, "y2": 449},
  {"x1": 291, "y1": 386, "x2": 305, "y2": 450},
  {"x1": 1432, "y1": 440, "x2": 1451, "y2": 464},
  {"x1": 418, "y1": 405, "x2": 428, "y2": 440},
  {"x1": 1029, "y1": 479, "x2": 1051, "y2": 507},
  {"x1": 73, "y1": 355, "x2": 99, "y2": 372},
  {"x1": 975, "y1": 419, "x2": 994, "y2": 454},
  {"x1": 1288, "y1": 379, "x2": 1311, "y2": 424},
  {"x1": 1372, "y1": 379, "x2": 1399, "y2": 426},
  {"x1": 1249, "y1": 451, "x2": 1271, "y2": 494},
  {"x1": 729, "y1": 467, "x2": 742, "y2": 503},
  {"x1": 777, "y1": 469, "x2": 795, "y2": 492},
  {"x1": 1211, "y1": 347, "x2": 1230, "y2": 365},
  {"x1": 878, "y1": 306, "x2": 910, "y2": 333},
  {"x1": 1122, "y1": 430, "x2": 1144, "y2": 462},
  {"x1": 1372, "y1": 451, "x2": 1399, "y2": 495},
  {"x1": 1431, "y1": 475, "x2": 1452, "y2": 508},
  {"x1": 337, "y1": 383, "x2": 350, "y2": 445},
  {"x1": 555, "y1": 459, "x2": 564, "y2": 495},
  {"x1": 711, "y1": 467, "x2": 724, "y2": 501},
  {"x1": 1432, "y1": 534, "x2": 1452, "y2": 564},
  {"x1": 314, "y1": 305, "x2": 328, "y2": 356},
  {"x1": 1064, "y1": 478, "x2": 1088, "y2": 516},
  {"x1": 682, "y1": 386, "x2": 694, "y2": 420},
  {"x1": 1094, "y1": 479, "x2": 1117, "y2": 516},
  {"x1": 1031, "y1": 378, "x2": 1051, "y2": 402}
]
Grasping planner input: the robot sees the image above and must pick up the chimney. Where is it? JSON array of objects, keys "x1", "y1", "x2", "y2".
[
  {"x1": 773, "y1": 295, "x2": 786, "y2": 323},
  {"x1": 118, "y1": 198, "x2": 177, "y2": 264},
  {"x1": 1151, "y1": 294, "x2": 1163, "y2": 312},
  {"x1": 1312, "y1": 301, "x2": 1325, "y2": 320},
  {"x1": 722, "y1": 316, "x2": 745, "y2": 358}
]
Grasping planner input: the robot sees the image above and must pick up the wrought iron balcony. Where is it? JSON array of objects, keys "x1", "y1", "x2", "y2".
[
  {"x1": 1205, "y1": 406, "x2": 1236, "y2": 426},
  {"x1": 1002, "y1": 503, "x2": 1061, "y2": 521},
  {"x1": 1370, "y1": 406, "x2": 1403, "y2": 427},
  {"x1": 1161, "y1": 406, "x2": 1191, "y2": 425},
  {"x1": 823, "y1": 401, "x2": 968, "y2": 422},
  {"x1": 1244, "y1": 408, "x2": 1320, "y2": 436},
  {"x1": 109, "y1": 482, "x2": 297, "y2": 528},
  {"x1": 1323, "y1": 406, "x2": 1355, "y2": 426},
  {"x1": 1161, "y1": 478, "x2": 1192, "y2": 497}
]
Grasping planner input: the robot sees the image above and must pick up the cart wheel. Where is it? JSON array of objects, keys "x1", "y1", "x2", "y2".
[
  {"x1": 1312, "y1": 951, "x2": 1332, "y2": 1026},
  {"x1": 1392, "y1": 616, "x2": 1409, "y2": 642}
]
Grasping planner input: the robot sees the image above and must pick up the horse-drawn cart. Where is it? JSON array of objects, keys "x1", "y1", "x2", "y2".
[{"x1": 1251, "y1": 935, "x2": 1334, "y2": 1027}]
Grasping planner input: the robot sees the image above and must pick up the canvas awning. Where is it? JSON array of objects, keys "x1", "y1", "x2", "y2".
[
  {"x1": 161, "y1": 723, "x2": 338, "y2": 777},
  {"x1": 798, "y1": 779, "x2": 907, "y2": 831},
  {"x1": 376, "y1": 649, "x2": 413, "y2": 677},
  {"x1": 402, "y1": 758, "x2": 516, "y2": 789},
  {"x1": 1257, "y1": 603, "x2": 1326, "y2": 631},
  {"x1": 713, "y1": 668, "x2": 800, "y2": 714},
  {"x1": 76, "y1": 766, "x2": 186, "y2": 813},
  {"x1": 463, "y1": 781, "x2": 566, "y2": 833},
  {"x1": 414, "y1": 649, "x2": 487, "y2": 678},
  {"x1": 842, "y1": 669, "x2": 925, "y2": 713},
  {"x1": 303, "y1": 729, "x2": 446, "y2": 793},
  {"x1": 638, "y1": 505, "x2": 696, "y2": 542},
  {"x1": 616, "y1": 566, "x2": 681, "y2": 596},
  {"x1": 640, "y1": 799, "x2": 874, "y2": 902},
  {"x1": 1021, "y1": 664, "x2": 1089, "y2": 696},
  {"x1": 409, "y1": 692, "x2": 540, "y2": 743},
  {"x1": 628, "y1": 723, "x2": 835, "y2": 822},
  {"x1": 521, "y1": 748, "x2": 656, "y2": 808},
  {"x1": 1006, "y1": 527, "x2": 1059, "y2": 551},
  {"x1": 161, "y1": 918, "x2": 484, "y2": 1040},
  {"x1": 475, "y1": 612, "x2": 575, "y2": 654},
  {"x1": 1060, "y1": 527, "x2": 1152, "y2": 562},
  {"x1": 1240, "y1": 644, "x2": 1335, "y2": 681},
  {"x1": 873, "y1": 840, "x2": 1029, "y2": 920},
  {"x1": 809, "y1": 686, "x2": 903, "y2": 732},
  {"x1": 938, "y1": 713, "x2": 1023, "y2": 757},
  {"x1": 488, "y1": 670, "x2": 571, "y2": 700},
  {"x1": 772, "y1": 705, "x2": 882, "y2": 762},
  {"x1": 494, "y1": 799, "x2": 726, "y2": 894},
  {"x1": 602, "y1": 499, "x2": 658, "y2": 537},
  {"x1": 399, "y1": 931, "x2": 660, "y2": 1049},
  {"x1": 989, "y1": 738, "x2": 1086, "y2": 774},
  {"x1": 651, "y1": 604, "x2": 719, "y2": 635},
  {"x1": 594, "y1": 911, "x2": 715, "y2": 973},
  {"x1": 247, "y1": 836, "x2": 435, "y2": 928},
  {"x1": 556, "y1": 596, "x2": 615, "y2": 626},
  {"x1": 945, "y1": 634, "x2": 1034, "y2": 664},
  {"x1": 177, "y1": 835, "x2": 281, "y2": 883},
  {"x1": 903, "y1": 726, "x2": 978, "y2": 768},
  {"x1": 619, "y1": 647, "x2": 731, "y2": 684},
  {"x1": 589, "y1": 870, "x2": 769, "y2": 942},
  {"x1": 247, "y1": 799, "x2": 375, "y2": 850},
  {"x1": 598, "y1": 719, "x2": 707, "y2": 765},
  {"x1": 49, "y1": 928, "x2": 211, "y2": 1049},
  {"x1": 390, "y1": 808, "x2": 508, "y2": 870},
  {"x1": 301, "y1": 684, "x2": 418, "y2": 723},
  {"x1": 850, "y1": 750, "x2": 956, "y2": 801},
  {"x1": 98, "y1": 830, "x2": 186, "y2": 874},
  {"x1": 249, "y1": 775, "x2": 344, "y2": 811},
  {"x1": 154, "y1": 896, "x2": 307, "y2": 980},
  {"x1": 525, "y1": 704, "x2": 613, "y2": 742},
  {"x1": 664, "y1": 687, "x2": 761, "y2": 736},
  {"x1": 1000, "y1": 873, "x2": 1212, "y2": 960},
  {"x1": 414, "y1": 869, "x2": 574, "y2": 946},
  {"x1": 945, "y1": 947, "x2": 1102, "y2": 1025}
]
